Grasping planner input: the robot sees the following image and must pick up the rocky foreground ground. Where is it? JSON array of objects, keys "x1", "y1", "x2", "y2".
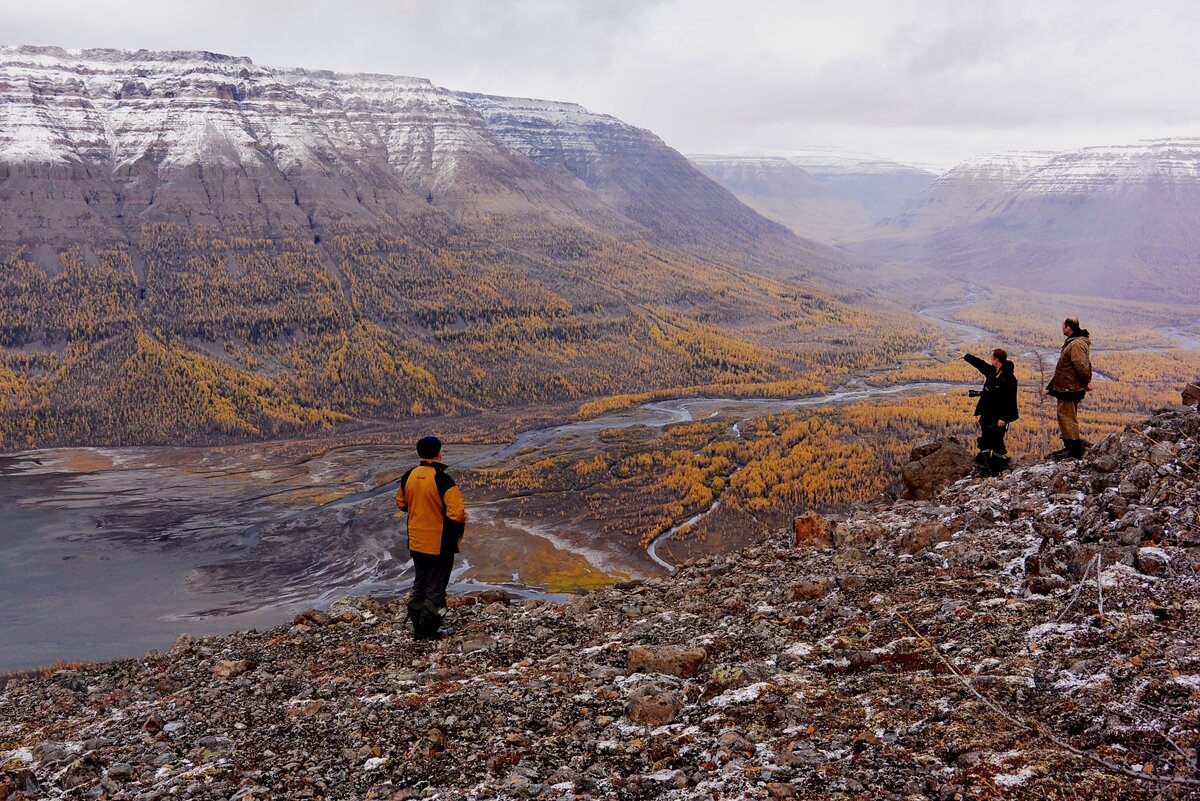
[{"x1": 3, "y1": 406, "x2": 1200, "y2": 800}]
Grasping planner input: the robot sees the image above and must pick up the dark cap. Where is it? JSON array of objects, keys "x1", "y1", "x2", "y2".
[{"x1": 416, "y1": 436, "x2": 442, "y2": 459}]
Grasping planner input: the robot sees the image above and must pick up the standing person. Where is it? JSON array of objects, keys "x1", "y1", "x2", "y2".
[
  {"x1": 1046, "y1": 317, "x2": 1092, "y2": 460},
  {"x1": 396, "y1": 436, "x2": 467, "y2": 640},
  {"x1": 961, "y1": 348, "x2": 1019, "y2": 475}
]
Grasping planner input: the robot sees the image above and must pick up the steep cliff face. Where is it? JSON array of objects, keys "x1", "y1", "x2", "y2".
[
  {"x1": 879, "y1": 151, "x2": 1056, "y2": 231},
  {"x1": 459, "y1": 93, "x2": 795, "y2": 248},
  {"x1": 0, "y1": 45, "x2": 799, "y2": 255},
  {"x1": 0, "y1": 45, "x2": 605, "y2": 247},
  {"x1": 765, "y1": 147, "x2": 941, "y2": 219},
  {"x1": 854, "y1": 139, "x2": 1200, "y2": 302},
  {"x1": 2, "y1": 406, "x2": 1197, "y2": 799}
]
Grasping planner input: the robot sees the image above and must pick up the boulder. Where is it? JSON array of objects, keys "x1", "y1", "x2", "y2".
[
  {"x1": 901, "y1": 438, "x2": 974, "y2": 500},
  {"x1": 767, "y1": 783, "x2": 798, "y2": 800},
  {"x1": 791, "y1": 579, "x2": 834, "y2": 601},
  {"x1": 293, "y1": 609, "x2": 332, "y2": 627},
  {"x1": 0, "y1": 770, "x2": 40, "y2": 800},
  {"x1": 628, "y1": 645, "x2": 707, "y2": 678},
  {"x1": 1183, "y1": 382, "x2": 1200, "y2": 407},
  {"x1": 625, "y1": 684, "x2": 684, "y2": 726},
  {"x1": 793, "y1": 512, "x2": 834, "y2": 547},
  {"x1": 897, "y1": 522, "x2": 953, "y2": 555},
  {"x1": 1136, "y1": 547, "x2": 1171, "y2": 576},
  {"x1": 212, "y1": 659, "x2": 256, "y2": 678}
]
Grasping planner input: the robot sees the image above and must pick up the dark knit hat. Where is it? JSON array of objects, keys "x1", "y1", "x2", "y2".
[{"x1": 416, "y1": 436, "x2": 442, "y2": 459}]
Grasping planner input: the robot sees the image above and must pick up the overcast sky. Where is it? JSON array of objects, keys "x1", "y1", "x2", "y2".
[{"x1": 4, "y1": 0, "x2": 1198, "y2": 166}]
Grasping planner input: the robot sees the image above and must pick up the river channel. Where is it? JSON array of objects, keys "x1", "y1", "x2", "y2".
[{"x1": 4, "y1": 282, "x2": 1144, "y2": 671}]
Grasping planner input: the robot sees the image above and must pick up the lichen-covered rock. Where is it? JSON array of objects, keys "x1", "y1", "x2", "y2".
[{"x1": 624, "y1": 684, "x2": 684, "y2": 726}]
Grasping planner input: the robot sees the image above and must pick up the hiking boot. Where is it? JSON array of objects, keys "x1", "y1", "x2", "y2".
[
  {"x1": 1067, "y1": 439, "x2": 1086, "y2": 459},
  {"x1": 1051, "y1": 440, "x2": 1073, "y2": 460},
  {"x1": 413, "y1": 628, "x2": 445, "y2": 641}
]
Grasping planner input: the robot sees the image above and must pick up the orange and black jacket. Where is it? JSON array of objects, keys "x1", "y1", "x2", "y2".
[{"x1": 395, "y1": 460, "x2": 467, "y2": 556}]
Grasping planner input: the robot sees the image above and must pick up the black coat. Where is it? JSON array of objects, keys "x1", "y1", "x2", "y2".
[{"x1": 964, "y1": 354, "x2": 1019, "y2": 423}]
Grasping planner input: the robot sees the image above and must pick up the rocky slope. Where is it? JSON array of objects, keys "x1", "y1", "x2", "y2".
[
  {"x1": 3, "y1": 405, "x2": 1199, "y2": 799},
  {"x1": 853, "y1": 139, "x2": 1200, "y2": 302}
]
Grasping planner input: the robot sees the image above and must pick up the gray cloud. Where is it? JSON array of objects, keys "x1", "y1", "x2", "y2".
[{"x1": 3, "y1": 0, "x2": 1198, "y2": 165}]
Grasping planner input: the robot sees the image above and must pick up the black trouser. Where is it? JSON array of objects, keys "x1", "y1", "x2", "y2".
[
  {"x1": 977, "y1": 418, "x2": 1007, "y2": 455},
  {"x1": 410, "y1": 551, "x2": 455, "y2": 608}
]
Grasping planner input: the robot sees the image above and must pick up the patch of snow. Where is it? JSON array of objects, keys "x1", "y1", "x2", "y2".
[
  {"x1": 1053, "y1": 672, "x2": 1111, "y2": 691},
  {"x1": 993, "y1": 766, "x2": 1035, "y2": 787},
  {"x1": 0, "y1": 747, "x2": 33, "y2": 766},
  {"x1": 707, "y1": 682, "x2": 769, "y2": 708},
  {"x1": 1100, "y1": 563, "x2": 1158, "y2": 588},
  {"x1": 783, "y1": 642, "x2": 813, "y2": 658}
]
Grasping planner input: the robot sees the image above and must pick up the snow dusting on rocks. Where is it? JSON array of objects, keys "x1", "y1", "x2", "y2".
[{"x1": 2, "y1": 406, "x2": 1199, "y2": 799}]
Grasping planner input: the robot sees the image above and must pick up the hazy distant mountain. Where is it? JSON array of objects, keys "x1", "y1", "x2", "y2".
[
  {"x1": 0, "y1": 45, "x2": 868, "y2": 448},
  {"x1": 688, "y1": 155, "x2": 876, "y2": 244},
  {"x1": 764, "y1": 147, "x2": 941, "y2": 218},
  {"x1": 688, "y1": 148, "x2": 939, "y2": 244},
  {"x1": 878, "y1": 151, "x2": 1057, "y2": 231},
  {"x1": 853, "y1": 140, "x2": 1200, "y2": 302}
]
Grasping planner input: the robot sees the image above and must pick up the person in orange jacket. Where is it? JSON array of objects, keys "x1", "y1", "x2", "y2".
[{"x1": 396, "y1": 436, "x2": 467, "y2": 639}]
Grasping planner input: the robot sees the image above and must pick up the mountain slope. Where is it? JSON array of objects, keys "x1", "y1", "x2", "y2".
[
  {"x1": 0, "y1": 45, "x2": 892, "y2": 449},
  {"x1": 853, "y1": 139, "x2": 1200, "y2": 302},
  {"x1": 764, "y1": 147, "x2": 940, "y2": 218}
]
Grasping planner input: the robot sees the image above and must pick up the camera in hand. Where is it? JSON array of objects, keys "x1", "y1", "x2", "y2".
[{"x1": 967, "y1": 389, "x2": 984, "y2": 397}]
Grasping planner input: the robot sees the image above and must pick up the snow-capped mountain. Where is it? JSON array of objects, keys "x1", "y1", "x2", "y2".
[
  {"x1": 881, "y1": 151, "x2": 1057, "y2": 230},
  {"x1": 853, "y1": 139, "x2": 1200, "y2": 302},
  {"x1": 755, "y1": 148, "x2": 941, "y2": 218},
  {"x1": 0, "y1": 45, "x2": 788, "y2": 253}
]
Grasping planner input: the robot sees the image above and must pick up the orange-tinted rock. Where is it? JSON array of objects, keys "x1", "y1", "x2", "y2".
[
  {"x1": 628, "y1": 645, "x2": 707, "y2": 678},
  {"x1": 793, "y1": 512, "x2": 834, "y2": 547},
  {"x1": 625, "y1": 686, "x2": 684, "y2": 726},
  {"x1": 897, "y1": 522, "x2": 953, "y2": 555},
  {"x1": 212, "y1": 659, "x2": 256, "y2": 678}
]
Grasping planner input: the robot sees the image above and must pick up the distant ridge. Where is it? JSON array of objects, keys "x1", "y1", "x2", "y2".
[
  {"x1": 852, "y1": 138, "x2": 1200, "y2": 302},
  {"x1": 689, "y1": 148, "x2": 939, "y2": 242}
]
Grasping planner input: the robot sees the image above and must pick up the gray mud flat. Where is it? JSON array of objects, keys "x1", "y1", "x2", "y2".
[{"x1": 0, "y1": 446, "x2": 585, "y2": 673}]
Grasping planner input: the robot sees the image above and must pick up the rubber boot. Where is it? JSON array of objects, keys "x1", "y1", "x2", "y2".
[{"x1": 435, "y1": 607, "x2": 454, "y2": 638}]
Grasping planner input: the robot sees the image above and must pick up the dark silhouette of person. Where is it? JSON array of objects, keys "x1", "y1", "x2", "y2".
[
  {"x1": 962, "y1": 348, "x2": 1019, "y2": 475},
  {"x1": 395, "y1": 436, "x2": 466, "y2": 639}
]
